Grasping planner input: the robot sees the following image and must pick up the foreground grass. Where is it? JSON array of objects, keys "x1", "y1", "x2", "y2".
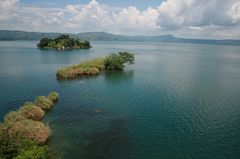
[{"x1": 0, "y1": 92, "x2": 60, "y2": 159}]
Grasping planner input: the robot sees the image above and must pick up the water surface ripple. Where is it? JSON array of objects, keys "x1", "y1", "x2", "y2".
[{"x1": 0, "y1": 41, "x2": 240, "y2": 159}]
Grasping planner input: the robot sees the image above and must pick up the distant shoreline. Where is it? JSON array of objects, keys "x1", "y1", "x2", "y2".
[{"x1": 1, "y1": 30, "x2": 240, "y2": 46}]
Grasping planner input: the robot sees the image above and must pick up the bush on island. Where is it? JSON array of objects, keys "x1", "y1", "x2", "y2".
[
  {"x1": 7, "y1": 120, "x2": 51, "y2": 145},
  {"x1": 104, "y1": 52, "x2": 135, "y2": 70},
  {"x1": 14, "y1": 145, "x2": 60, "y2": 159},
  {"x1": 0, "y1": 129, "x2": 58, "y2": 159},
  {"x1": 47, "y1": 92, "x2": 59, "y2": 103},
  {"x1": 19, "y1": 102, "x2": 45, "y2": 121},
  {"x1": 37, "y1": 34, "x2": 91, "y2": 50},
  {"x1": 4, "y1": 111, "x2": 26, "y2": 126},
  {"x1": 34, "y1": 96, "x2": 54, "y2": 110},
  {"x1": 0, "y1": 125, "x2": 19, "y2": 158},
  {"x1": 0, "y1": 91, "x2": 60, "y2": 158}
]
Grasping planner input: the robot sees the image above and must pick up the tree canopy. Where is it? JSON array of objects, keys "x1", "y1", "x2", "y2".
[
  {"x1": 37, "y1": 35, "x2": 91, "y2": 50},
  {"x1": 104, "y1": 52, "x2": 135, "y2": 70}
]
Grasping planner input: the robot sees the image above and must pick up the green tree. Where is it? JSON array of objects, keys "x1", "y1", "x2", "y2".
[
  {"x1": 119, "y1": 52, "x2": 135, "y2": 64},
  {"x1": 37, "y1": 38, "x2": 51, "y2": 48},
  {"x1": 54, "y1": 35, "x2": 70, "y2": 42},
  {"x1": 104, "y1": 52, "x2": 135, "y2": 70},
  {"x1": 14, "y1": 145, "x2": 59, "y2": 159},
  {"x1": 104, "y1": 54, "x2": 124, "y2": 70},
  {"x1": 37, "y1": 35, "x2": 91, "y2": 50}
]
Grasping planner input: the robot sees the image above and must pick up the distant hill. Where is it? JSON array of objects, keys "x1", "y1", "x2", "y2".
[
  {"x1": 0, "y1": 30, "x2": 62, "y2": 40},
  {"x1": 0, "y1": 30, "x2": 240, "y2": 46}
]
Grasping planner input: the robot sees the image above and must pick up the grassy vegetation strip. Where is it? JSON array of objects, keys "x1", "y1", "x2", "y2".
[
  {"x1": 56, "y1": 52, "x2": 135, "y2": 79},
  {"x1": 56, "y1": 58, "x2": 105, "y2": 79},
  {"x1": 0, "y1": 91, "x2": 60, "y2": 159}
]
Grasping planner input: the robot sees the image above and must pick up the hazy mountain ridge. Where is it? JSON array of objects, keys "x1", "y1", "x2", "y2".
[{"x1": 0, "y1": 30, "x2": 240, "y2": 45}]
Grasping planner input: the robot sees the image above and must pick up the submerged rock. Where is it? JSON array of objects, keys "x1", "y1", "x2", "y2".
[{"x1": 95, "y1": 108, "x2": 106, "y2": 113}]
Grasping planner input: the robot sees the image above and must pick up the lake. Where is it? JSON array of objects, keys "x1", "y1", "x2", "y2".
[{"x1": 0, "y1": 41, "x2": 240, "y2": 159}]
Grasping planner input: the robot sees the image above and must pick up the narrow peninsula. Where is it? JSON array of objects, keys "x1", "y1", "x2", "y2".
[
  {"x1": 0, "y1": 92, "x2": 60, "y2": 159},
  {"x1": 37, "y1": 35, "x2": 91, "y2": 50},
  {"x1": 56, "y1": 52, "x2": 135, "y2": 79}
]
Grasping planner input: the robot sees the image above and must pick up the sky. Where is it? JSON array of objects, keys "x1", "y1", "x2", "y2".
[{"x1": 1, "y1": 0, "x2": 240, "y2": 39}]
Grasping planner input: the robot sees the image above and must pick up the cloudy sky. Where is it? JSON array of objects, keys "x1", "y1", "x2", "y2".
[{"x1": 1, "y1": 0, "x2": 240, "y2": 39}]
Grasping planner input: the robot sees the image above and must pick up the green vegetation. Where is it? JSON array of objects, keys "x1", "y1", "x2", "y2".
[
  {"x1": 7, "y1": 120, "x2": 51, "y2": 145},
  {"x1": 34, "y1": 96, "x2": 54, "y2": 110},
  {"x1": 47, "y1": 92, "x2": 59, "y2": 103},
  {"x1": 104, "y1": 52, "x2": 135, "y2": 70},
  {"x1": 19, "y1": 102, "x2": 45, "y2": 121},
  {"x1": 37, "y1": 35, "x2": 91, "y2": 50},
  {"x1": 56, "y1": 58, "x2": 105, "y2": 79},
  {"x1": 56, "y1": 52, "x2": 135, "y2": 79},
  {"x1": 14, "y1": 145, "x2": 59, "y2": 159},
  {"x1": 0, "y1": 92, "x2": 60, "y2": 159},
  {"x1": 4, "y1": 112, "x2": 26, "y2": 127}
]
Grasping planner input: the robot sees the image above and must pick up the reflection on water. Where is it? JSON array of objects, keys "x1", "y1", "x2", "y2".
[{"x1": 104, "y1": 70, "x2": 134, "y2": 83}]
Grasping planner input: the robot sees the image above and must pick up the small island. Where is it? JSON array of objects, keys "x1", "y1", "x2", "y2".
[
  {"x1": 56, "y1": 52, "x2": 135, "y2": 79},
  {"x1": 37, "y1": 35, "x2": 91, "y2": 50}
]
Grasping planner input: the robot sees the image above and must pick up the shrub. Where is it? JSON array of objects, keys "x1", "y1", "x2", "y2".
[
  {"x1": 104, "y1": 53, "x2": 124, "y2": 70},
  {"x1": 19, "y1": 102, "x2": 45, "y2": 121},
  {"x1": 104, "y1": 52, "x2": 135, "y2": 70},
  {"x1": 119, "y1": 52, "x2": 135, "y2": 65},
  {"x1": 56, "y1": 58, "x2": 105, "y2": 79},
  {"x1": 1, "y1": 124, "x2": 40, "y2": 159},
  {"x1": 47, "y1": 92, "x2": 59, "y2": 103},
  {"x1": 14, "y1": 145, "x2": 60, "y2": 159},
  {"x1": 4, "y1": 111, "x2": 26, "y2": 126},
  {"x1": 7, "y1": 120, "x2": 51, "y2": 145},
  {"x1": 0, "y1": 125, "x2": 19, "y2": 159},
  {"x1": 37, "y1": 38, "x2": 51, "y2": 48},
  {"x1": 0, "y1": 130, "x2": 58, "y2": 159},
  {"x1": 35, "y1": 96, "x2": 54, "y2": 110},
  {"x1": 0, "y1": 92, "x2": 60, "y2": 158}
]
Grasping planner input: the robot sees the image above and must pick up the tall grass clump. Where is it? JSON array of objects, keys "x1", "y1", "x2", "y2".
[
  {"x1": 7, "y1": 120, "x2": 51, "y2": 145},
  {"x1": 4, "y1": 111, "x2": 26, "y2": 127},
  {"x1": 56, "y1": 58, "x2": 105, "y2": 79},
  {"x1": 47, "y1": 92, "x2": 59, "y2": 103},
  {"x1": 0, "y1": 91, "x2": 60, "y2": 158},
  {"x1": 19, "y1": 102, "x2": 45, "y2": 121},
  {"x1": 35, "y1": 96, "x2": 54, "y2": 110}
]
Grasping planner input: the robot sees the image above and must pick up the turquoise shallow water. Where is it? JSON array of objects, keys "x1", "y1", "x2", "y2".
[{"x1": 0, "y1": 41, "x2": 240, "y2": 159}]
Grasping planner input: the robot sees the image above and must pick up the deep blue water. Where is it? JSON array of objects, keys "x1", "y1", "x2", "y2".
[{"x1": 0, "y1": 41, "x2": 240, "y2": 159}]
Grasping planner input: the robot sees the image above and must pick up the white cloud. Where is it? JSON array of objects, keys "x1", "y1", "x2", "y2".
[
  {"x1": 66, "y1": 5, "x2": 78, "y2": 14},
  {"x1": 1, "y1": 0, "x2": 240, "y2": 38},
  {"x1": 157, "y1": 0, "x2": 236, "y2": 29},
  {"x1": 228, "y1": 1, "x2": 240, "y2": 23},
  {"x1": 0, "y1": 0, "x2": 19, "y2": 20},
  {"x1": 65, "y1": 0, "x2": 114, "y2": 31},
  {"x1": 113, "y1": 6, "x2": 159, "y2": 33}
]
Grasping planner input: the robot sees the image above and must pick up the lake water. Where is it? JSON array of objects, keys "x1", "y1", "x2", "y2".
[{"x1": 0, "y1": 41, "x2": 240, "y2": 159}]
